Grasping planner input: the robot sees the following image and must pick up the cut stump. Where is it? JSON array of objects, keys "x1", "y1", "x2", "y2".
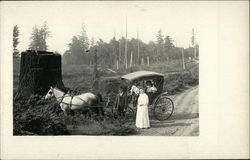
[{"x1": 16, "y1": 50, "x2": 65, "y2": 98}]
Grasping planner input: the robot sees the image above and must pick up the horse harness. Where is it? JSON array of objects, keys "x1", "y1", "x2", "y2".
[{"x1": 52, "y1": 89, "x2": 88, "y2": 109}]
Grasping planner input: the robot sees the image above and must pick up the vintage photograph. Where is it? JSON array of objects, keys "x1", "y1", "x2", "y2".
[{"x1": 11, "y1": 1, "x2": 199, "y2": 136}]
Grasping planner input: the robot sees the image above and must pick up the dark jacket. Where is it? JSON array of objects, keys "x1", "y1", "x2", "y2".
[{"x1": 114, "y1": 92, "x2": 128, "y2": 112}]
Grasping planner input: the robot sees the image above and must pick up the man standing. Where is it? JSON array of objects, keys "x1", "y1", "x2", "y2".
[{"x1": 114, "y1": 86, "x2": 128, "y2": 118}]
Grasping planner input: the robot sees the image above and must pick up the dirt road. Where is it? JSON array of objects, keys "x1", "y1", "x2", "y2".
[{"x1": 138, "y1": 86, "x2": 199, "y2": 136}]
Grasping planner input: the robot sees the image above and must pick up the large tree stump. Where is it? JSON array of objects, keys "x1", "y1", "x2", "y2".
[{"x1": 16, "y1": 50, "x2": 65, "y2": 98}]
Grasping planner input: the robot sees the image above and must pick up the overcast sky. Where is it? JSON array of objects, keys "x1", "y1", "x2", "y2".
[{"x1": 1, "y1": 1, "x2": 209, "y2": 54}]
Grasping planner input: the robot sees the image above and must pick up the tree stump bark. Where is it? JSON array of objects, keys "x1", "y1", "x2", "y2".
[{"x1": 16, "y1": 50, "x2": 65, "y2": 98}]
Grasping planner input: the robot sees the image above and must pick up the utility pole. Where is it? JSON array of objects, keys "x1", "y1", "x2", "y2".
[{"x1": 182, "y1": 48, "x2": 186, "y2": 70}]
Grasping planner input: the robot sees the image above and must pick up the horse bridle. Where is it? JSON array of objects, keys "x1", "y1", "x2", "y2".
[{"x1": 50, "y1": 87, "x2": 67, "y2": 105}]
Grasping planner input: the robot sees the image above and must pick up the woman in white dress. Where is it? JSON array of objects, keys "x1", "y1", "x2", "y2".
[{"x1": 136, "y1": 88, "x2": 150, "y2": 129}]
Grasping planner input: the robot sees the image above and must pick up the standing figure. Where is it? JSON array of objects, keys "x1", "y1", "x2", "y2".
[
  {"x1": 145, "y1": 80, "x2": 157, "y2": 104},
  {"x1": 114, "y1": 86, "x2": 128, "y2": 118},
  {"x1": 136, "y1": 87, "x2": 150, "y2": 129}
]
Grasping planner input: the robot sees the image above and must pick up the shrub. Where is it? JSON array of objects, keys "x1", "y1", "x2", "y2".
[
  {"x1": 13, "y1": 95, "x2": 70, "y2": 135},
  {"x1": 163, "y1": 72, "x2": 198, "y2": 94}
]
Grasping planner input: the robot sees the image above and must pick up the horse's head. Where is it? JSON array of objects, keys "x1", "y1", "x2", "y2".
[{"x1": 45, "y1": 86, "x2": 54, "y2": 99}]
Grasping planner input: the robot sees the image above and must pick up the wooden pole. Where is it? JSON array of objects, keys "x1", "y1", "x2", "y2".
[
  {"x1": 194, "y1": 44, "x2": 197, "y2": 59},
  {"x1": 147, "y1": 56, "x2": 149, "y2": 66},
  {"x1": 141, "y1": 57, "x2": 144, "y2": 65},
  {"x1": 94, "y1": 48, "x2": 98, "y2": 80},
  {"x1": 130, "y1": 51, "x2": 133, "y2": 67},
  {"x1": 137, "y1": 29, "x2": 140, "y2": 65},
  {"x1": 192, "y1": 28, "x2": 196, "y2": 59},
  {"x1": 182, "y1": 48, "x2": 186, "y2": 70},
  {"x1": 125, "y1": 16, "x2": 128, "y2": 69},
  {"x1": 119, "y1": 37, "x2": 121, "y2": 67},
  {"x1": 116, "y1": 59, "x2": 119, "y2": 70}
]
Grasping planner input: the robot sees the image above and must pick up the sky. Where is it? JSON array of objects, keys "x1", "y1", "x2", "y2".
[{"x1": 1, "y1": 1, "x2": 207, "y2": 54}]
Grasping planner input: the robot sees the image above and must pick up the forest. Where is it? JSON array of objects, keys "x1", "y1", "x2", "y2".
[{"x1": 13, "y1": 22, "x2": 199, "y2": 70}]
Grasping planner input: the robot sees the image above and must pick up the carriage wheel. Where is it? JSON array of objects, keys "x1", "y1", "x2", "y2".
[{"x1": 154, "y1": 96, "x2": 174, "y2": 121}]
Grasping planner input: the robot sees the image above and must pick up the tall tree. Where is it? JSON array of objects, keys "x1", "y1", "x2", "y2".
[
  {"x1": 66, "y1": 25, "x2": 89, "y2": 64},
  {"x1": 13, "y1": 25, "x2": 20, "y2": 57},
  {"x1": 78, "y1": 25, "x2": 89, "y2": 50},
  {"x1": 29, "y1": 26, "x2": 40, "y2": 50},
  {"x1": 39, "y1": 22, "x2": 51, "y2": 50},
  {"x1": 90, "y1": 37, "x2": 96, "y2": 47},
  {"x1": 191, "y1": 28, "x2": 195, "y2": 46},
  {"x1": 29, "y1": 22, "x2": 51, "y2": 51},
  {"x1": 110, "y1": 37, "x2": 119, "y2": 67},
  {"x1": 156, "y1": 29, "x2": 164, "y2": 61},
  {"x1": 164, "y1": 35, "x2": 174, "y2": 62},
  {"x1": 147, "y1": 41, "x2": 157, "y2": 62}
]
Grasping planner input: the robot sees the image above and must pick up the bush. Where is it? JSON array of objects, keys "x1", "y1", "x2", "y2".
[
  {"x1": 13, "y1": 95, "x2": 70, "y2": 135},
  {"x1": 163, "y1": 72, "x2": 198, "y2": 94}
]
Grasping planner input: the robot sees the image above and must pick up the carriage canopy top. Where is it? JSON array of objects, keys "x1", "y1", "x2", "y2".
[{"x1": 121, "y1": 71, "x2": 164, "y2": 83}]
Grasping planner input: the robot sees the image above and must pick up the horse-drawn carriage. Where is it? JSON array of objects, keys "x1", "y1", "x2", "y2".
[
  {"x1": 93, "y1": 70, "x2": 174, "y2": 121},
  {"x1": 46, "y1": 70, "x2": 174, "y2": 122}
]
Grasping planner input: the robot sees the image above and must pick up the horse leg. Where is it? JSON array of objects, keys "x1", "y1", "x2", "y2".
[
  {"x1": 97, "y1": 107, "x2": 104, "y2": 121},
  {"x1": 88, "y1": 108, "x2": 94, "y2": 119},
  {"x1": 61, "y1": 104, "x2": 71, "y2": 125},
  {"x1": 70, "y1": 110, "x2": 78, "y2": 129}
]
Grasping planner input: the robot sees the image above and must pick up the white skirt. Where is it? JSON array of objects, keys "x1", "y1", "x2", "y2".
[{"x1": 136, "y1": 105, "x2": 150, "y2": 128}]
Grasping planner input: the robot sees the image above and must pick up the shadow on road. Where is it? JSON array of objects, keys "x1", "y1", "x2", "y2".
[
  {"x1": 151, "y1": 122, "x2": 192, "y2": 128},
  {"x1": 169, "y1": 112, "x2": 199, "y2": 120}
]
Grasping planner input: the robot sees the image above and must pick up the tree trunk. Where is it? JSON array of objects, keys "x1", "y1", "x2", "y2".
[{"x1": 16, "y1": 50, "x2": 64, "y2": 98}]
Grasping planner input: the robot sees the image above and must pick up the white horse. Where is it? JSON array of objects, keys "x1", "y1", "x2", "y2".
[{"x1": 45, "y1": 86, "x2": 104, "y2": 117}]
